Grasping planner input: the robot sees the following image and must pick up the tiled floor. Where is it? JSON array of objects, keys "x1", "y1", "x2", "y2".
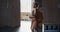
[{"x1": 20, "y1": 21, "x2": 31, "y2": 32}]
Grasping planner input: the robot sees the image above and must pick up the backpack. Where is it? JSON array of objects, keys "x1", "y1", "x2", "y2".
[{"x1": 35, "y1": 9, "x2": 43, "y2": 23}]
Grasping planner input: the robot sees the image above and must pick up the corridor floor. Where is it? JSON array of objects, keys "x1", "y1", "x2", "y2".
[{"x1": 20, "y1": 21, "x2": 31, "y2": 32}]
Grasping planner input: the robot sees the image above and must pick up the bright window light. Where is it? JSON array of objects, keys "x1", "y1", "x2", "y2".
[{"x1": 20, "y1": 0, "x2": 32, "y2": 12}]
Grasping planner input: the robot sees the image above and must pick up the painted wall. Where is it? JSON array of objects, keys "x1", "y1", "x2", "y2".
[
  {"x1": 42, "y1": 0, "x2": 60, "y2": 24},
  {"x1": 0, "y1": 0, "x2": 20, "y2": 27}
]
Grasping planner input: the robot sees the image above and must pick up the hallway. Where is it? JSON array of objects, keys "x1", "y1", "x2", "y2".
[{"x1": 20, "y1": 21, "x2": 31, "y2": 32}]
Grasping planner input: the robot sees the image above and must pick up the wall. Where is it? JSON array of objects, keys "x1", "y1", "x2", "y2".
[
  {"x1": 0, "y1": 0, "x2": 20, "y2": 27},
  {"x1": 42, "y1": 0, "x2": 60, "y2": 24}
]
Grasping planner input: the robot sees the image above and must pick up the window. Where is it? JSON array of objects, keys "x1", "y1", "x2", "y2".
[{"x1": 20, "y1": 0, "x2": 32, "y2": 12}]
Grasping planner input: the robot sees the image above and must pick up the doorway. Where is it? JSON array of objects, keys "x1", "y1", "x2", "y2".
[{"x1": 20, "y1": 0, "x2": 35, "y2": 32}]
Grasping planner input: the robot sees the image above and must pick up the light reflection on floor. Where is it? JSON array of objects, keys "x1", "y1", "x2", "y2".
[{"x1": 19, "y1": 21, "x2": 31, "y2": 32}]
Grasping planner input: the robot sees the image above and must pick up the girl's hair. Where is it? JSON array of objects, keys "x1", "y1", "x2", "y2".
[
  {"x1": 33, "y1": 2, "x2": 40, "y2": 8},
  {"x1": 35, "y1": 2, "x2": 39, "y2": 7}
]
